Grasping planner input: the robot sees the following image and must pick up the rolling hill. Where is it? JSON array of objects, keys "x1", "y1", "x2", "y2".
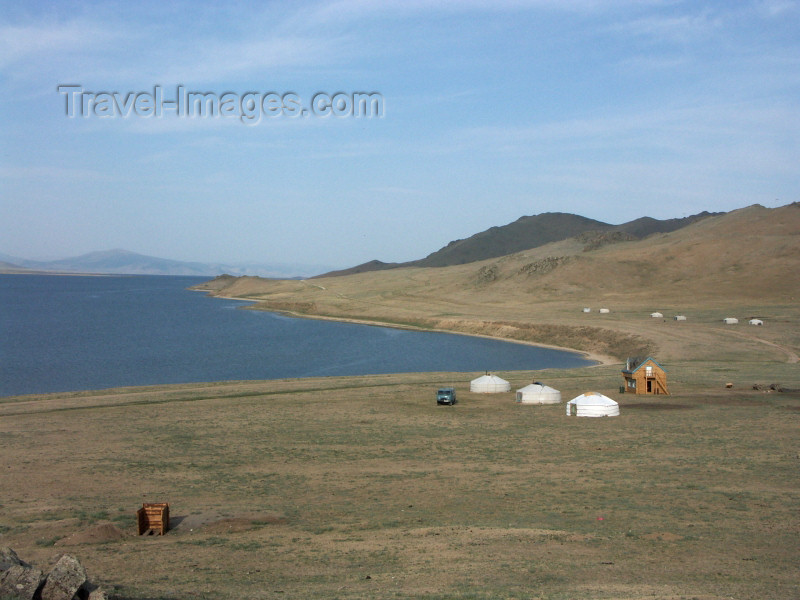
[
  {"x1": 317, "y1": 210, "x2": 719, "y2": 277},
  {"x1": 195, "y1": 203, "x2": 800, "y2": 363}
]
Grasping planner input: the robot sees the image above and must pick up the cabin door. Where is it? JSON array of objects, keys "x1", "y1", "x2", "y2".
[{"x1": 647, "y1": 380, "x2": 652, "y2": 393}]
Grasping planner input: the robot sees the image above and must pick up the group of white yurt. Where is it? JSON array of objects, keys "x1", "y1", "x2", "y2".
[
  {"x1": 723, "y1": 317, "x2": 765, "y2": 326},
  {"x1": 469, "y1": 374, "x2": 619, "y2": 417}
]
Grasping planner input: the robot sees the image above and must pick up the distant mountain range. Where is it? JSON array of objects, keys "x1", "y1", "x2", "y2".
[
  {"x1": 1, "y1": 210, "x2": 721, "y2": 279},
  {"x1": 316, "y1": 210, "x2": 720, "y2": 277},
  {"x1": 0, "y1": 249, "x2": 331, "y2": 279}
]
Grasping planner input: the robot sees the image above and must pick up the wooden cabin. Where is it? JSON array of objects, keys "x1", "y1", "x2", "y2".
[{"x1": 621, "y1": 357, "x2": 669, "y2": 395}]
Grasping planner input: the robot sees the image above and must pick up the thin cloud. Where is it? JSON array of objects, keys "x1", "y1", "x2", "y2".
[
  {"x1": 460, "y1": 101, "x2": 799, "y2": 150},
  {"x1": 0, "y1": 6, "x2": 349, "y2": 88},
  {"x1": 0, "y1": 165, "x2": 110, "y2": 181},
  {"x1": 300, "y1": 0, "x2": 662, "y2": 24},
  {"x1": 152, "y1": 36, "x2": 347, "y2": 84},
  {"x1": 0, "y1": 19, "x2": 120, "y2": 68},
  {"x1": 620, "y1": 12, "x2": 722, "y2": 41},
  {"x1": 758, "y1": 0, "x2": 798, "y2": 16}
]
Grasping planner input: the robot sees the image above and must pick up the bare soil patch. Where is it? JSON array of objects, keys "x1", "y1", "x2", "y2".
[
  {"x1": 622, "y1": 402, "x2": 693, "y2": 410},
  {"x1": 170, "y1": 512, "x2": 286, "y2": 534},
  {"x1": 701, "y1": 395, "x2": 774, "y2": 406}
]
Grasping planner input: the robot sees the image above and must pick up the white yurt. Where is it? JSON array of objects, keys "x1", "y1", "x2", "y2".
[
  {"x1": 599, "y1": 308, "x2": 610, "y2": 314},
  {"x1": 674, "y1": 315, "x2": 687, "y2": 321},
  {"x1": 516, "y1": 383, "x2": 561, "y2": 404},
  {"x1": 723, "y1": 317, "x2": 738, "y2": 324},
  {"x1": 582, "y1": 307, "x2": 591, "y2": 313},
  {"x1": 566, "y1": 392, "x2": 619, "y2": 417},
  {"x1": 470, "y1": 373, "x2": 511, "y2": 393},
  {"x1": 650, "y1": 312, "x2": 663, "y2": 318},
  {"x1": 749, "y1": 319, "x2": 764, "y2": 326}
]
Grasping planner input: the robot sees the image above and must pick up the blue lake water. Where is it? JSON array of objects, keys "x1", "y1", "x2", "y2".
[{"x1": 0, "y1": 274, "x2": 592, "y2": 397}]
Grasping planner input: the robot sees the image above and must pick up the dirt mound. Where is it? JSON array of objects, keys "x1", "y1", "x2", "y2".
[{"x1": 55, "y1": 523, "x2": 129, "y2": 545}]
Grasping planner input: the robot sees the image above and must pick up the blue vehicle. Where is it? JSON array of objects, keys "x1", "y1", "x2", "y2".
[{"x1": 436, "y1": 387, "x2": 457, "y2": 405}]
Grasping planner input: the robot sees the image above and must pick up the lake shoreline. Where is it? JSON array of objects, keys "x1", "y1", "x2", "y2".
[
  {"x1": 206, "y1": 291, "x2": 616, "y2": 368},
  {"x1": 4, "y1": 275, "x2": 596, "y2": 398}
]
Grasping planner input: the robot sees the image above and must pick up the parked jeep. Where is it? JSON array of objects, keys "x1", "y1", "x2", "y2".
[{"x1": 436, "y1": 387, "x2": 457, "y2": 405}]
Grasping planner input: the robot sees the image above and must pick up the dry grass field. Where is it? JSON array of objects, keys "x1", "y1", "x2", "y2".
[
  {"x1": 2, "y1": 204, "x2": 798, "y2": 599},
  {"x1": 1, "y1": 362, "x2": 799, "y2": 600}
]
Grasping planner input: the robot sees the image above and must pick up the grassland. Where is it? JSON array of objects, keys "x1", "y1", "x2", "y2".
[{"x1": 1, "y1": 361, "x2": 798, "y2": 600}]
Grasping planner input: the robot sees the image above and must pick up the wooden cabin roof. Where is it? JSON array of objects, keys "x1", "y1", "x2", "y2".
[{"x1": 622, "y1": 356, "x2": 667, "y2": 375}]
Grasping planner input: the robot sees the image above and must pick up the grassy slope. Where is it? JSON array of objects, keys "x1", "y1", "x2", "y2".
[{"x1": 197, "y1": 203, "x2": 800, "y2": 365}]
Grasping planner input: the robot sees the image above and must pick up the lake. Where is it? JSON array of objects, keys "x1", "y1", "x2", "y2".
[{"x1": 0, "y1": 274, "x2": 592, "y2": 397}]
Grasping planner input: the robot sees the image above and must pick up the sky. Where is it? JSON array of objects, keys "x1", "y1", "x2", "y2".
[{"x1": 1, "y1": 0, "x2": 798, "y2": 270}]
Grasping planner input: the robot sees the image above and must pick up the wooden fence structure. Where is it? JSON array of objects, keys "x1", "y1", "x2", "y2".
[{"x1": 137, "y1": 502, "x2": 170, "y2": 535}]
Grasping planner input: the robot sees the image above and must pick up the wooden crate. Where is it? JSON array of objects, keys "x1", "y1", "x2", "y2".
[{"x1": 137, "y1": 502, "x2": 170, "y2": 535}]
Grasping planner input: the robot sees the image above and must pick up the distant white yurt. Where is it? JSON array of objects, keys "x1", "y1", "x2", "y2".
[
  {"x1": 470, "y1": 373, "x2": 511, "y2": 393},
  {"x1": 582, "y1": 307, "x2": 591, "y2": 313},
  {"x1": 566, "y1": 392, "x2": 619, "y2": 417},
  {"x1": 674, "y1": 315, "x2": 687, "y2": 321},
  {"x1": 749, "y1": 319, "x2": 763, "y2": 326},
  {"x1": 650, "y1": 312, "x2": 663, "y2": 318},
  {"x1": 516, "y1": 383, "x2": 561, "y2": 404},
  {"x1": 599, "y1": 308, "x2": 610, "y2": 314},
  {"x1": 723, "y1": 317, "x2": 738, "y2": 324}
]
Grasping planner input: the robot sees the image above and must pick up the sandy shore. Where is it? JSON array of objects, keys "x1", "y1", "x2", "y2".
[{"x1": 209, "y1": 292, "x2": 617, "y2": 367}]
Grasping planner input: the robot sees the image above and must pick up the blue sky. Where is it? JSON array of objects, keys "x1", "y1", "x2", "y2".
[{"x1": 1, "y1": 0, "x2": 798, "y2": 269}]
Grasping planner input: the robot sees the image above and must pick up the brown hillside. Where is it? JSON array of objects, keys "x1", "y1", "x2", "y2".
[
  {"x1": 314, "y1": 209, "x2": 718, "y2": 277},
  {"x1": 193, "y1": 203, "x2": 800, "y2": 363}
]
